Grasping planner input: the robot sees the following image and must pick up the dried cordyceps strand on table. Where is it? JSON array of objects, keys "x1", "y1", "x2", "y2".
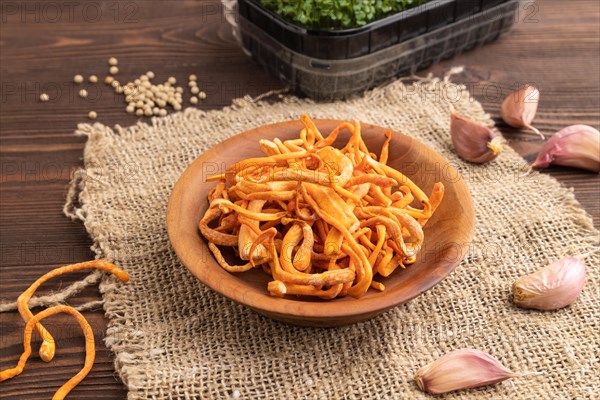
[
  {"x1": 0, "y1": 305, "x2": 95, "y2": 400},
  {"x1": 15, "y1": 260, "x2": 128, "y2": 362}
]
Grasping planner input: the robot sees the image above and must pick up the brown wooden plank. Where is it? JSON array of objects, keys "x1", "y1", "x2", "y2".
[{"x1": 1, "y1": 0, "x2": 598, "y2": 398}]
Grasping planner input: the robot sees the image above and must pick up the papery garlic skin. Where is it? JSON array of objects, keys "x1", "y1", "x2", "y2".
[
  {"x1": 501, "y1": 85, "x2": 542, "y2": 138},
  {"x1": 415, "y1": 349, "x2": 513, "y2": 394},
  {"x1": 513, "y1": 256, "x2": 586, "y2": 310},
  {"x1": 450, "y1": 112, "x2": 506, "y2": 164},
  {"x1": 532, "y1": 125, "x2": 600, "y2": 173}
]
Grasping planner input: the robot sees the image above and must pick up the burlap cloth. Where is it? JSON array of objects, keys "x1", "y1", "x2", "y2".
[{"x1": 61, "y1": 72, "x2": 599, "y2": 399}]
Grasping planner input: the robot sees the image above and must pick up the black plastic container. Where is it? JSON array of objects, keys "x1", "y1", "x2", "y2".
[
  {"x1": 238, "y1": 0, "x2": 511, "y2": 60},
  {"x1": 237, "y1": 0, "x2": 519, "y2": 100}
]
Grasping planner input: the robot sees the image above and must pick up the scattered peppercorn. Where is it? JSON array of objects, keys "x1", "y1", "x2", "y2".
[{"x1": 62, "y1": 60, "x2": 192, "y2": 119}]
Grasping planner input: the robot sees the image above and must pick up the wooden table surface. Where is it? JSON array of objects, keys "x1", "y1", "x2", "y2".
[{"x1": 1, "y1": 0, "x2": 598, "y2": 398}]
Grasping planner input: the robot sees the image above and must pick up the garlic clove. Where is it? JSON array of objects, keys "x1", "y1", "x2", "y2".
[
  {"x1": 513, "y1": 256, "x2": 586, "y2": 310},
  {"x1": 450, "y1": 112, "x2": 506, "y2": 164},
  {"x1": 532, "y1": 125, "x2": 600, "y2": 173},
  {"x1": 501, "y1": 85, "x2": 543, "y2": 139},
  {"x1": 415, "y1": 349, "x2": 513, "y2": 394}
]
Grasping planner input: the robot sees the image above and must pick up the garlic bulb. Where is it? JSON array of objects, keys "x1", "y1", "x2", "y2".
[
  {"x1": 450, "y1": 112, "x2": 506, "y2": 163},
  {"x1": 513, "y1": 256, "x2": 586, "y2": 310},
  {"x1": 415, "y1": 349, "x2": 513, "y2": 394},
  {"x1": 532, "y1": 125, "x2": 600, "y2": 173},
  {"x1": 501, "y1": 85, "x2": 543, "y2": 138}
]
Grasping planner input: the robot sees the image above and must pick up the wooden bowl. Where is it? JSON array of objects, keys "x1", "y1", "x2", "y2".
[{"x1": 167, "y1": 120, "x2": 474, "y2": 327}]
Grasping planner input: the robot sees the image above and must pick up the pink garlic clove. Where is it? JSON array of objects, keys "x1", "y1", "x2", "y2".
[
  {"x1": 415, "y1": 349, "x2": 514, "y2": 394},
  {"x1": 501, "y1": 85, "x2": 543, "y2": 139},
  {"x1": 450, "y1": 112, "x2": 505, "y2": 164},
  {"x1": 532, "y1": 125, "x2": 600, "y2": 173},
  {"x1": 513, "y1": 256, "x2": 587, "y2": 310}
]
